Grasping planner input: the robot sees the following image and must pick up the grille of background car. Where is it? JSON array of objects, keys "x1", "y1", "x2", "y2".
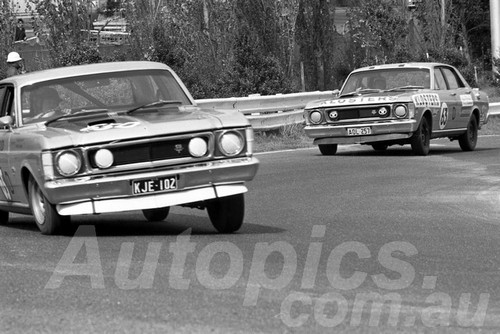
[{"x1": 325, "y1": 106, "x2": 392, "y2": 121}]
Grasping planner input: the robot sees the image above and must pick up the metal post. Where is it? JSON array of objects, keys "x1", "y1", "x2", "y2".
[{"x1": 491, "y1": 0, "x2": 500, "y2": 74}]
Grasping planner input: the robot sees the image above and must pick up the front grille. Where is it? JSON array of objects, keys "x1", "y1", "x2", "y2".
[
  {"x1": 325, "y1": 106, "x2": 391, "y2": 121},
  {"x1": 88, "y1": 136, "x2": 208, "y2": 168}
]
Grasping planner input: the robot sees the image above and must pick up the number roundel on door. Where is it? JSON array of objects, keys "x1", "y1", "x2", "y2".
[{"x1": 439, "y1": 102, "x2": 448, "y2": 130}]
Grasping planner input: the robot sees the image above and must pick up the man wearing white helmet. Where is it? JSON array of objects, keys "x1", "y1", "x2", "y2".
[{"x1": 6, "y1": 52, "x2": 25, "y2": 77}]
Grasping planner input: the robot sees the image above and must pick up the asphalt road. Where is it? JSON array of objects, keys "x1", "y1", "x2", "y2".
[{"x1": 1, "y1": 136, "x2": 500, "y2": 333}]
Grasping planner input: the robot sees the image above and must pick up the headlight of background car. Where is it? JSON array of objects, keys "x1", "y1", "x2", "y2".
[
  {"x1": 55, "y1": 150, "x2": 82, "y2": 176},
  {"x1": 218, "y1": 131, "x2": 245, "y2": 157},
  {"x1": 309, "y1": 110, "x2": 323, "y2": 124},
  {"x1": 394, "y1": 104, "x2": 408, "y2": 118}
]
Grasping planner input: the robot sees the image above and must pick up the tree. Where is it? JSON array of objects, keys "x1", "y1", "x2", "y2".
[
  {"x1": 29, "y1": 0, "x2": 100, "y2": 67},
  {"x1": 0, "y1": 0, "x2": 15, "y2": 78},
  {"x1": 295, "y1": 0, "x2": 337, "y2": 90},
  {"x1": 346, "y1": 0, "x2": 410, "y2": 67}
]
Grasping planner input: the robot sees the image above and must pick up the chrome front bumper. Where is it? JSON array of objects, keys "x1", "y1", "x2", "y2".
[
  {"x1": 43, "y1": 157, "x2": 259, "y2": 216},
  {"x1": 305, "y1": 119, "x2": 418, "y2": 145}
]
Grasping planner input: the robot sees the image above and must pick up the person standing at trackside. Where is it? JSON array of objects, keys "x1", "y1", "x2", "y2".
[
  {"x1": 14, "y1": 19, "x2": 27, "y2": 42},
  {"x1": 6, "y1": 52, "x2": 25, "y2": 77}
]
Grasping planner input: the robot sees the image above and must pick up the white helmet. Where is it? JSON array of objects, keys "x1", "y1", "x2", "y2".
[{"x1": 7, "y1": 52, "x2": 22, "y2": 63}]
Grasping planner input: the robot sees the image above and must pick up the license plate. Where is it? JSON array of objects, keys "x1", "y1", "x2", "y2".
[
  {"x1": 132, "y1": 176, "x2": 178, "y2": 195},
  {"x1": 347, "y1": 127, "x2": 372, "y2": 136}
]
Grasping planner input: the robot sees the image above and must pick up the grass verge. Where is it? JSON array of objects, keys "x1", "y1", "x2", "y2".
[{"x1": 254, "y1": 117, "x2": 500, "y2": 153}]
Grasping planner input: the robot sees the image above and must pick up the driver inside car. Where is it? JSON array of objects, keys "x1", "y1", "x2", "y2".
[{"x1": 26, "y1": 87, "x2": 70, "y2": 122}]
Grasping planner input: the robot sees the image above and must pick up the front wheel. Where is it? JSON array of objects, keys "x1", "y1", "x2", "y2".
[
  {"x1": 410, "y1": 117, "x2": 431, "y2": 156},
  {"x1": 458, "y1": 116, "x2": 478, "y2": 151},
  {"x1": 28, "y1": 176, "x2": 68, "y2": 235},
  {"x1": 0, "y1": 210, "x2": 9, "y2": 225},
  {"x1": 318, "y1": 144, "x2": 338, "y2": 156},
  {"x1": 206, "y1": 194, "x2": 244, "y2": 233},
  {"x1": 142, "y1": 207, "x2": 170, "y2": 222}
]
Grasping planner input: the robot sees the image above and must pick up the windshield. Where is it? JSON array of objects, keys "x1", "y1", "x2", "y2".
[
  {"x1": 340, "y1": 68, "x2": 431, "y2": 96},
  {"x1": 21, "y1": 69, "x2": 193, "y2": 124}
]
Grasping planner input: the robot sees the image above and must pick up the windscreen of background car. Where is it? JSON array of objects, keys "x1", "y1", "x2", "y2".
[
  {"x1": 341, "y1": 68, "x2": 431, "y2": 94},
  {"x1": 21, "y1": 70, "x2": 193, "y2": 124}
]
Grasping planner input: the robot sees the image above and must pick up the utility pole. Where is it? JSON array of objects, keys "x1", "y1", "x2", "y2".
[{"x1": 491, "y1": 0, "x2": 500, "y2": 74}]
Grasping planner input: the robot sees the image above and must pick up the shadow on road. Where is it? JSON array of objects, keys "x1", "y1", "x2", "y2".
[{"x1": 3, "y1": 213, "x2": 284, "y2": 237}]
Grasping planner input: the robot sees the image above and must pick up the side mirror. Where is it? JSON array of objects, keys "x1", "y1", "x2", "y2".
[{"x1": 0, "y1": 116, "x2": 14, "y2": 128}]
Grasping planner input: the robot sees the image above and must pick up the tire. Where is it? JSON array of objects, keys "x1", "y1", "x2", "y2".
[
  {"x1": 142, "y1": 207, "x2": 170, "y2": 222},
  {"x1": 318, "y1": 144, "x2": 338, "y2": 156},
  {"x1": 28, "y1": 176, "x2": 67, "y2": 235},
  {"x1": 458, "y1": 116, "x2": 478, "y2": 151},
  {"x1": 371, "y1": 143, "x2": 388, "y2": 151},
  {"x1": 206, "y1": 194, "x2": 244, "y2": 233},
  {"x1": 0, "y1": 210, "x2": 8, "y2": 225},
  {"x1": 410, "y1": 117, "x2": 431, "y2": 156}
]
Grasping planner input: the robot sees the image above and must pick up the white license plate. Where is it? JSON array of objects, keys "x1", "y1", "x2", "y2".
[
  {"x1": 347, "y1": 127, "x2": 372, "y2": 136},
  {"x1": 132, "y1": 176, "x2": 178, "y2": 195}
]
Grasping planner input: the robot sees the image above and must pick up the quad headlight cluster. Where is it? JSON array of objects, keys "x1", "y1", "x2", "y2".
[{"x1": 44, "y1": 128, "x2": 251, "y2": 180}]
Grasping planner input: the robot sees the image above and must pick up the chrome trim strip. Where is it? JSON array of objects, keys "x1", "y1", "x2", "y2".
[{"x1": 56, "y1": 184, "x2": 248, "y2": 216}]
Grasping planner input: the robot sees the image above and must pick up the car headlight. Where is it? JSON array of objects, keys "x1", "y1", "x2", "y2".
[
  {"x1": 219, "y1": 131, "x2": 244, "y2": 157},
  {"x1": 394, "y1": 105, "x2": 408, "y2": 118},
  {"x1": 94, "y1": 148, "x2": 114, "y2": 169},
  {"x1": 189, "y1": 137, "x2": 208, "y2": 157},
  {"x1": 55, "y1": 150, "x2": 82, "y2": 176},
  {"x1": 378, "y1": 107, "x2": 389, "y2": 116},
  {"x1": 328, "y1": 110, "x2": 339, "y2": 120},
  {"x1": 309, "y1": 110, "x2": 323, "y2": 124}
]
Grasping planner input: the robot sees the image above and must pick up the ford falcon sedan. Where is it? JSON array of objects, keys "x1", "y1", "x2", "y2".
[
  {"x1": 304, "y1": 62, "x2": 489, "y2": 155},
  {"x1": 0, "y1": 61, "x2": 259, "y2": 235}
]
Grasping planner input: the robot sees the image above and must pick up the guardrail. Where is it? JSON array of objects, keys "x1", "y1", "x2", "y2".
[
  {"x1": 197, "y1": 93, "x2": 500, "y2": 131},
  {"x1": 196, "y1": 91, "x2": 337, "y2": 131},
  {"x1": 489, "y1": 102, "x2": 500, "y2": 116}
]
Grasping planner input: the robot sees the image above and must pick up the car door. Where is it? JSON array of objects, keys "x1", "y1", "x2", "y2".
[
  {"x1": 436, "y1": 66, "x2": 465, "y2": 130},
  {"x1": 0, "y1": 85, "x2": 15, "y2": 202}
]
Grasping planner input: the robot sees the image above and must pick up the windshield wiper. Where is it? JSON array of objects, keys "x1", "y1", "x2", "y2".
[
  {"x1": 340, "y1": 88, "x2": 382, "y2": 97},
  {"x1": 387, "y1": 85, "x2": 424, "y2": 91},
  {"x1": 125, "y1": 100, "x2": 182, "y2": 114},
  {"x1": 44, "y1": 109, "x2": 109, "y2": 126}
]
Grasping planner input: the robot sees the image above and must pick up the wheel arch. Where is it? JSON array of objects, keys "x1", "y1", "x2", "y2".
[{"x1": 420, "y1": 109, "x2": 433, "y2": 132}]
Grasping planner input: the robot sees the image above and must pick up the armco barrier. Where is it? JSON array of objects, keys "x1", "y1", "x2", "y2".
[
  {"x1": 196, "y1": 93, "x2": 500, "y2": 131},
  {"x1": 489, "y1": 102, "x2": 500, "y2": 116},
  {"x1": 196, "y1": 91, "x2": 338, "y2": 131}
]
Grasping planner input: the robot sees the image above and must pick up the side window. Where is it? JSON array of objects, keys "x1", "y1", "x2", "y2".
[
  {"x1": 0, "y1": 87, "x2": 7, "y2": 117},
  {"x1": 0, "y1": 86, "x2": 15, "y2": 129},
  {"x1": 441, "y1": 67, "x2": 464, "y2": 89},
  {"x1": 434, "y1": 69, "x2": 447, "y2": 90}
]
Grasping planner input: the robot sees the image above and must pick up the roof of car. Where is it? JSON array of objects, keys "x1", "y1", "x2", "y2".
[
  {"x1": 0, "y1": 61, "x2": 173, "y2": 86},
  {"x1": 351, "y1": 62, "x2": 451, "y2": 73}
]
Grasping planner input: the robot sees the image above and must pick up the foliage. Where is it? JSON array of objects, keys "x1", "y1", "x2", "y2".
[
  {"x1": 1, "y1": 0, "x2": 496, "y2": 95},
  {"x1": 0, "y1": 0, "x2": 15, "y2": 79},
  {"x1": 29, "y1": 0, "x2": 99, "y2": 67},
  {"x1": 346, "y1": 0, "x2": 409, "y2": 68}
]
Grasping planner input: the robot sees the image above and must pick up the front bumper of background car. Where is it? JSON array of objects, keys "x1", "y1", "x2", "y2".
[
  {"x1": 305, "y1": 119, "x2": 418, "y2": 145},
  {"x1": 42, "y1": 157, "x2": 259, "y2": 216}
]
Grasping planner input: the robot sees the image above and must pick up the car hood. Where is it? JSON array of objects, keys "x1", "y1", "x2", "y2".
[
  {"x1": 305, "y1": 90, "x2": 418, "y2": 109},
  {"x1": 21, "y1": 106, "x2": 249, "y2": 149}
]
